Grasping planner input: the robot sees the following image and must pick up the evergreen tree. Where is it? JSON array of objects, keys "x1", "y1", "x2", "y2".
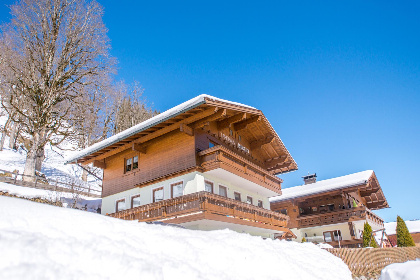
[
  {"x1": 396, "y1": 216, "x2": 415, "y2": 247},
  {"x1": 362, "y1": 222, "x2": 378, "y2": 248}
]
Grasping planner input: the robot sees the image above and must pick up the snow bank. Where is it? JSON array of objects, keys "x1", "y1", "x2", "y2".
[
  {"x1": 0, "y1": 196, "x2": 352, "y2": 280},
  {"x1": 380, "y1": 259, "x2": 420, "y2": 280}
]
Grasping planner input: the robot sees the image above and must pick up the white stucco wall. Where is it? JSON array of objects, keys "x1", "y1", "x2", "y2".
[{"x1": 102, "y1": 171, "x2": 271, "y2": 215}]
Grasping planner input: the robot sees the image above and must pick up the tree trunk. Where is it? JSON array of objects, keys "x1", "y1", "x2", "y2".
[
  {"x1": 23, "y1": 129, "x2": 46, "y2": 182},
  {"x1": 8, "y1": 121, "x2": 18, "y2": 150},
  {"x1": 82, "y1": 168, "x2": 88, "y2": 182},
  {"x1": 35, "y1": 146, "x2": 45, "y2": 172},
  {"x1": 0, "y1": 117, "x2": 11, "y2": 151}
]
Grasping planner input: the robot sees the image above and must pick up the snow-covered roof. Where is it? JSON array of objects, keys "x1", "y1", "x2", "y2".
[
  {"x1": 270, "y1": 170, "x2": 374, "y2": 203},
  {"x1": 64, "y1": 94, "x2": 256, "y2": 164},
  {"x1": 384, "y1": 220, "x2": 420, "y2": 235}
]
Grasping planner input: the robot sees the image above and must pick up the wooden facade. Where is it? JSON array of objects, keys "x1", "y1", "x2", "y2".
[{"x1": 67, "y1": 95, "x2": 297, "y2": 237}]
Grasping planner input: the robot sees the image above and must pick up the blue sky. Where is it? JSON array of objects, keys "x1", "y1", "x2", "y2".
[{"x1": 1, "y1": 1, "x2": 419, "y2": 222}]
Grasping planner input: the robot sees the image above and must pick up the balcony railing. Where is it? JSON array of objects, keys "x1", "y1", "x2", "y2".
[
  {"x1": 110, "y1": 191, "x2": 289, "y2": 229},
  {"x1": 198, "y1": 145, "x2": 283, "y2": 194},
  {"x1": 296, "y1": 206, "x2": 384, "y2": 229}
]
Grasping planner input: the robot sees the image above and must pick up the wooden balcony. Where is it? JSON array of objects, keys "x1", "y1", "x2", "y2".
[
  {"x1": 198, "y1": 145, "x2": 283, "y2": 194},
  {"x1": 110, "y1": 191, "x2": 290, "y2": 232},
  {"x1": 296, "y1": 206, "x2": 384, "y2": 229}
]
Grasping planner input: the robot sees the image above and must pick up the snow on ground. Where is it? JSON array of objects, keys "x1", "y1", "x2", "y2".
[
  {"x1": 0, "y1": 182, "x2": 101, "y2": 212},
  {"x1": 0, "y1": 195, "x2": 352, "y2": 280},
  {"x1": 0, "y1": 111, "x2": 101, "y2": 191},
  {"x1": 385, "y1": 220, "x2": 420, "y2": 235},
  {"x1": 380, "y1": 259, "x2": 420, "y2": 280}
]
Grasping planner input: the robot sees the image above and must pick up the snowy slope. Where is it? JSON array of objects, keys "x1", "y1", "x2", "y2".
[
  {"x1": 0, "y1": 113, "x2": 101, "y2": 191},
  {"x1": 0, "y1": 195, "x2": 352, "y2": 280},
  {"x1": 0, "y1": 182, "x2": 101, "y2": 212},
  {"x1": 380, "y1": 259, "x2": 420, "y2": 280}
]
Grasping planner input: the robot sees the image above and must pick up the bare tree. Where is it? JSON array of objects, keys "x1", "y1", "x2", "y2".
[
  {"x1": 113, "y1": 81, "x2": 158, "y2": 135},
  {"x1": 0, "y1": 0, "x2": 115, "y2": 181}
]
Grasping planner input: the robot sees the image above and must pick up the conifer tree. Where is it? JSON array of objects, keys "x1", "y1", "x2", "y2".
[
  {"x1": 396, "y1": 216, "x2": 415, "y2": 247},
  {"x1": 362, "y1": 222, "x2": 378, "y2": 248}
]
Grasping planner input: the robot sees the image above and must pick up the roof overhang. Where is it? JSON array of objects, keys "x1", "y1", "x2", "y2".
[{"x1": 65, "y1": 95, "x2": 298, "y2": 174}]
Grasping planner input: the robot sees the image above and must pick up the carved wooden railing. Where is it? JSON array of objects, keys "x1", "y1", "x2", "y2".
[
  {"x1": 110, "y1": 191, "x2": 289, "y2": 228},
  {"x1": 296, "y1": 206, "x2": 384, "y2": 229},
  {"x1": 198, "y1": 145, "x2": 283, "y2": 194}
]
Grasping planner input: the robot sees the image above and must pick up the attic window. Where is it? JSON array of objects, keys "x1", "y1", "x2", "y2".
[{"x1": 125, "y1": 156, "x2": 139, "y2": 173}]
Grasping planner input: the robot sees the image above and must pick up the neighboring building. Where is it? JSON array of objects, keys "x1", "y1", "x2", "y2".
[
  {"x1": 66, "y1": 95, "x2": 298, "y2": 239},
  {"x1": 270, "y1": 171, "x2": 389, "y2": 247},
  {"x1": 385, "y1": 220, "x2": 420, "y2": 247}
]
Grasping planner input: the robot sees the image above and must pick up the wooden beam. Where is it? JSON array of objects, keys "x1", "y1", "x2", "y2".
[
  {"x1": 93, "y1": 160, "x2": 106, "y2": 169},
  {"x1": 132, "y1": 143, "x2": 147, "y2": 154},
  {"x1": 264, "y1": 155, "x2": 287, "y2": 169},
  {"x1": 179, "y1": 123, "x2": 194, "y2": 136},
  {"x1": 82, "y1": 107, "x2": 218, "y2": 165},
  {"x1": 267, "y1": 161, "x2": 291, "y2": 172},
  {"x1": 250, "y1": 135, "x2": 274, "y2": 150},
  {"x1": 217, "y1": 113, "x2": 246, "y2": 130},
  {"x1": 233, "y1": 115, "x2": 261, "y2": 131},
  {"x1": 191, "y1": 109, "x2": 227, "y2": 129}
]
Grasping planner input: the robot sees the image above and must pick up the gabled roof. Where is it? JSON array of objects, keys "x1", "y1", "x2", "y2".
[
  {"x1": 65, "y1": 94, "x2": 298, "y2": 174},
  {"x1": 270, "y1": 170, "x2": 389, "y2": 210}
]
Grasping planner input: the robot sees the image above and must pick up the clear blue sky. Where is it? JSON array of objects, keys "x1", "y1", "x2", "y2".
[{"x1": 1, "y1": 1, "x2": 419, "y2": 222}]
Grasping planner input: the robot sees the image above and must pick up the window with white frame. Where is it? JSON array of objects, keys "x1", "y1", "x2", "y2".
[
  {"x1": 258, "y1": 200, "x2": 263, "y2": 208},
  {"x1": 171, "y1": 182, "x2": 184, "y2": 198},
  {"x1": 234, "y1": 192, "x2": 241, "y2": 201}
]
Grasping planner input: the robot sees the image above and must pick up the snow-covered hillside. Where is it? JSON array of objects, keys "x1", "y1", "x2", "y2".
[
  {"x1": 0, "y1": 113, "x2": 101, "y2": 191},
  {"x1": 0, "y1": 195, "x2": 352, "y2": 280}
]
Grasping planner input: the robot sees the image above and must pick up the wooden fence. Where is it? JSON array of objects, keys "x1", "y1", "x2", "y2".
[
  {"x1": 0, "y1": 168, "x2": 101, "y2": 198},
  {"x1": 326, "y1": 247, "x2": 420, "y2": 275}
]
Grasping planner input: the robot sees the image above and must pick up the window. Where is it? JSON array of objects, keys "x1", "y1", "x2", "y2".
[
  {"x1": 280, "y1": 208, "x2": 287, "y2": 215},
  {"x1": 234, "y1": 192, "x2": 241, "y2": 201},
  {"x1": 229, "y1": 129, "x2": 233, "y2": 136},
  {"x1": 246, "y1": 196, "x2": 253, "y2": 205},
  {"x1": 171, "y1": 182, "x2": 184, "y2": 198},
  {"x1": 323, "y1": 231, "x2": 332, "y2": 242},
  {"x1": 205, "y1": 181, "x2": 213, "y2": 193},
  {"x1": 258, "y1": 200, "x2": 263, "y2": 208},
  {"x1": 238, "y1": 135, "x2": 241, "y2": 141},
  {"x1": 311, "y1": 207, "x2": 317, "y2": 212},
  {"x1": 153, "y1": 187, "x2": 164, "y2": 202},
  {"x1": 116, "y1": 198, "x2": 126, "y2": 212},
  {"x1": 131, "y1": 194, "x2": 141, "y2": 208},
  {"x1": 126, "y1": 158, "x2": 132, "y2": 172},
  {"x1": 133, "y1": 156, "x2": 138, "y2": 169},
  {"x1": 327, "y1": 204, "x2": 335, "y2": 211},
  {"x1": 125, "y1": 156, "x2": 139, "y2": 173},
  {"x1": 323, "y1": 230, "x2": 342, "y2": 242},
  {"x1": 219, "y1": 185, "x2": 227, "y2": 197}
]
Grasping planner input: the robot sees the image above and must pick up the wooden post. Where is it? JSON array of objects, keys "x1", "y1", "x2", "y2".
[
  {"x1": 34, "y1": 176, "x2": 38, "y2": 188},
  {"x1": 55, "y1": 179, "x2": 58, "y2": 192},
  {"x1": 88, "y1": 185, "x2": 91, "y2": 197},
  {"x1": 13, "y1": 170, "x2": 18, "y2": 184}
]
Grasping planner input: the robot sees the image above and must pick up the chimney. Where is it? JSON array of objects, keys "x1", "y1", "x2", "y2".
[{"x1": 302, "y1": 173, "x2": 317, "y2": 185}]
